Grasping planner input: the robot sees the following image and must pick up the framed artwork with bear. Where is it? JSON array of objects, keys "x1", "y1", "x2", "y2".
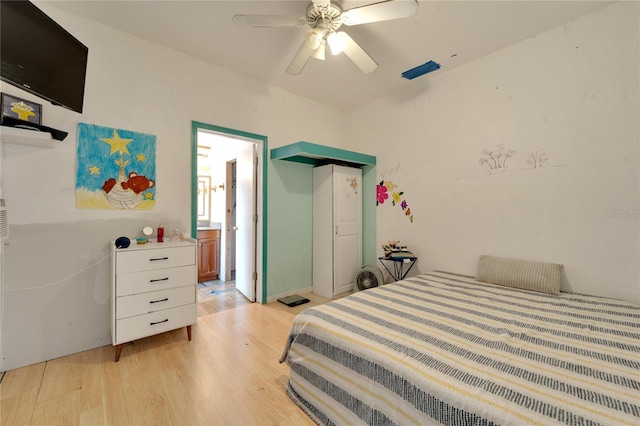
[{"x1": 75, "y1": 122, "x2": 156, "y2": 210}]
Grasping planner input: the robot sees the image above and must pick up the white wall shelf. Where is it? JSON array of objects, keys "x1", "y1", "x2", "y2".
[{"x1": 0, "y1": 125, "x2": 55, "y2": 148}]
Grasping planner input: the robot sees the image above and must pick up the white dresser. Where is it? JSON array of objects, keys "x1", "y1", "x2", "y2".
[{"x1": 111, "y1": 238, "x2": 197, "y2": 361}]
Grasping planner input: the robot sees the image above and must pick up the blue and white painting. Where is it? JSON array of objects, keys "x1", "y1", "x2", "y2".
[{"x1": 76, "y1": 123, "x2": 156, "y2": 210}]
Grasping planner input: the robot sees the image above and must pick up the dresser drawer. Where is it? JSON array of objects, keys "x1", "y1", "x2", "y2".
[
  {"x1": 116, "y1": 265, "x2": 196, "y2": 296},
  {"x1": 114, "y1": 303, "x2": 196, "y2": 345},
  {"x1": 116, "y1": 246, "x2": 196, "y2": 273},
  {"x1": 116, "y1": 285, "x2": 194, "y2": 319}
]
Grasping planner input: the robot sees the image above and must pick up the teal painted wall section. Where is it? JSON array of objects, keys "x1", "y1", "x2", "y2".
[
  {"x1": 267, "y1": 160, "x2": 314, "y2": 296},
  {"x1": 267, "y1": 159, "x2": 377, "y2": 299}
]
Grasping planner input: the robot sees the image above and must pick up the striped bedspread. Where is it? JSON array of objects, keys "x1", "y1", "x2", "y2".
[{"x1": 279, "y1": 271, "x2": 640, "y2": 425}]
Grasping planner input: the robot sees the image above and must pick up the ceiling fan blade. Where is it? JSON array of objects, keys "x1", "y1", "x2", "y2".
[
  {"x1": 232, "y1": 14, "x2": 306, "y2": 28},
  {"x1": 341, "y1": 0, "x2": 419, "y2": 26},
  {"x1": 286, "y1": 41, "x2": 314, "y2": 75},
  {"x1": 341, "y1": 32, "x2": 378, "y2": 73}
]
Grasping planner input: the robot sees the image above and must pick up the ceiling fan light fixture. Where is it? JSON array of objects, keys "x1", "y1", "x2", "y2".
[
  {"x1": 327, "y1": 31, "x2": 347, "y2": 55},
  {"x1": 235, "y1": 0, "x2": 418, "y2": 75},
  {"x1": 311, "y1": 42, "x2": 326, "y2": 60},
  {"x1": 305, "y1": 28, "x2": 323, "y2": 50}
]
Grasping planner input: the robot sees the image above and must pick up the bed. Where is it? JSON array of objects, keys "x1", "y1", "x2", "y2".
[{"x1": 279, "y1": 270, "x2": 640, "y2": 425}]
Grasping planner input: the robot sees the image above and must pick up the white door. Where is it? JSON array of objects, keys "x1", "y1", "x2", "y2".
[
  {"x1": 333, "y1": 166, "x2": 362, "y2": 295},
  {"x1": 235, "y1": 143, "x2": 256, "y2": 301},
  {"x1": 224, "y1": 160, "x2": 235, "y2": 282}
]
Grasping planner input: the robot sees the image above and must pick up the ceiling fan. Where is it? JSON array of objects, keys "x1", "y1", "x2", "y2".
[{"x1": 232, "y1": 0, "x2": 419, "y2": 75}]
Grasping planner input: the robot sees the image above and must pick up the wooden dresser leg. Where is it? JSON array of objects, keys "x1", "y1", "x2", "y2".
[
  {"x1": 187, "y1": 325, "x2": 192, "y2": 341},
  {"x1": 114, "y1": 344, "x2": 124, "y2": 362}
]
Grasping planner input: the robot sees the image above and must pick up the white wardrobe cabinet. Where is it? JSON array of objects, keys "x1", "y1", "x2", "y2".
[{"x1": 313, "y1": 164, "x2": 362, "y2": 298}]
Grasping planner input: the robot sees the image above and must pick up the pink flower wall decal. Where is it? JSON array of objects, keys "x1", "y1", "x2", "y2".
[
  {"x1": 377, "y1": 180, "x2": 414, "y2": 222},
  {"x1": 376, "y1": 183, "x2": 389, "y2": 205}
]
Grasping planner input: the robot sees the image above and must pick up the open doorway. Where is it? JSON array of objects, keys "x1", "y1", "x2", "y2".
[
  {"x1": 225, "y1": 159, "x2": 237, "y2": 283},
  {"x1": 191, "y1": 121, "x2": 267, "y2": 308}
]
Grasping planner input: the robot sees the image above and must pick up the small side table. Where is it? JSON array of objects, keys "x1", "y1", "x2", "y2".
[{"x1": 378, "y1": 254, "x2": 417, "y2": 282}]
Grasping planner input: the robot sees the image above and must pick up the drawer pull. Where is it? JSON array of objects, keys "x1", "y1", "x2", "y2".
[
  {"x1": 150, "y1": 277, "x2": 169, "y2": 283},
  {"x1": 149, "y1": 257, "x2": 169, "y2": 262},
  {"x1": 150, "y1": 319, "x2": 169, "y2": 326},
  {"x1": 149, "y1": 298, "x2": 169, "y2": 304}
]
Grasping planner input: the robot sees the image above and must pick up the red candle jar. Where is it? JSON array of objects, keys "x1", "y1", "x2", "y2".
[{"x1": 157, "y1": 225, "x2": 164, "y2": 242}]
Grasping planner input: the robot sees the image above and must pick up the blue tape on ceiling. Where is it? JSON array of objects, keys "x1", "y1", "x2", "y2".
[{"x1": 401, "y1": 60, "x2": 441, "y2": 80}]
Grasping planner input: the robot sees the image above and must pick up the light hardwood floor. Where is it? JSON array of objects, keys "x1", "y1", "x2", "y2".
[{"x1": 0, "y1": 292, "x2": 333, "y2": 426}]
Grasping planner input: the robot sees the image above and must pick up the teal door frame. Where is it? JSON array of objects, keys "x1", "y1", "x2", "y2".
[{"x1": 191, "y1": 121, "x2": 268, "y2": 303}]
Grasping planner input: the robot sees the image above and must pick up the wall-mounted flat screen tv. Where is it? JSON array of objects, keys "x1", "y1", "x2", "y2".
[{"x1": 1, "y1": 0, "x2": 88, "y2": 114}]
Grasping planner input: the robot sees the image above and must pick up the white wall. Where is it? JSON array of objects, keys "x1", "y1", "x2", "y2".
[
  {"x1": 0, "y1": 4, "x2": 343, "y2": 370},
  {"x1": 2, "y1": 1, "x2": 637, "y2": 372},
  {"x1": 344, "y1": 2, "x2": 639, "y2": 303}
]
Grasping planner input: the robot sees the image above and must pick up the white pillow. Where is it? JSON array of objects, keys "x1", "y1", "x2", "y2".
[{"x1": 475, "y1": 255, "x2": 563, "y2": 295}]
